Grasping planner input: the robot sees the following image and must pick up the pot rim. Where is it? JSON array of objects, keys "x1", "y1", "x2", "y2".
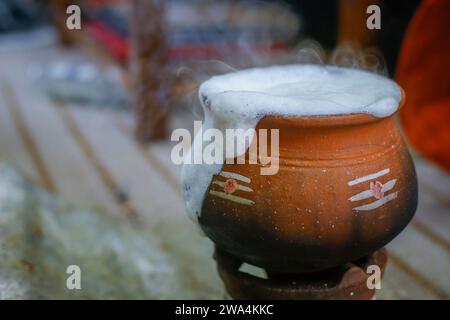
[{"x1": 259, "y1": 89, "x2": 405, "y2": 128}]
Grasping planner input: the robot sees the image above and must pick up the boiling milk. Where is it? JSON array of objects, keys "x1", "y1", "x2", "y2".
[{"x1": 181, "y1": 64, "x2": 402, "y2": 223}]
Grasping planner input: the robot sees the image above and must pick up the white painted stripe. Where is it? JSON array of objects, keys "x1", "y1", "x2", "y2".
[
  {"x1": 352, "y1": 192, "x2": 398, "y2": 211},
  {"x1": 348, "y1": 179, "x2": 397, "y2": 202},
  {"x1": 209, "y1": 190, "x2": 255, "y2": 206},
  {"x1": 220, "y1": 171, "x2": 251, "y2": 183},
  {"x1": 348, "y1": 168, "x2": 390, "y2": 186},
  {"x1": 212, "y1": 180, "x2": 253, "y2": 192}
]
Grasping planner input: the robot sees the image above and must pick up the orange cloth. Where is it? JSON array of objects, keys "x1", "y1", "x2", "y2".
[{"x1": 396, "y1": 0, "x2": 450, "y2": 172}]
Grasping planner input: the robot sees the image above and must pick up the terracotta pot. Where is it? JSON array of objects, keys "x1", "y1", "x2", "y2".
[
  {"x1": 396, "y1": 0, "x2": 450, "y2": 172},
  {"x1": 199, "y1": 110, "x2": 417, "y2": 273}
]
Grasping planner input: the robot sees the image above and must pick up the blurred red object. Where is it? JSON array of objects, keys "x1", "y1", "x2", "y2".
[{"x1": 396, "y1": 0, "x2": 450, "y2": 172}]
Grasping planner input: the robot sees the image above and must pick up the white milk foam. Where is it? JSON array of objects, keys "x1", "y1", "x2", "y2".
[{"x1": 181, "y1": 64, "x2": 402, "y2": 223}]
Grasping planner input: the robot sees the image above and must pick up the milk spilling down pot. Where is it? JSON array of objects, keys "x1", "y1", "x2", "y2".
[{"x1": 181, "y1": 64, "x2": 418, "y2": 273}]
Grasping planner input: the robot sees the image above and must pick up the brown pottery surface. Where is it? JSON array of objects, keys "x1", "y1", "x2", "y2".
[{"x1": 200, "y1": 112, "x2": 417, "y2": 272}]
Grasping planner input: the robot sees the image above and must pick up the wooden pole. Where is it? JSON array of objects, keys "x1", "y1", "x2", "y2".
[{"x1": 130, "y1": 0, "x2": 169, "y2": 142}]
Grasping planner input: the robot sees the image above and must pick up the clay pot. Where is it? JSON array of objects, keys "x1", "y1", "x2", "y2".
[
  {"x1": 199, "y1": 110, "x2": 417, "y2": 273},
  {"x1": 396, "y1": 0, "x2": 450, "y2": 172}
]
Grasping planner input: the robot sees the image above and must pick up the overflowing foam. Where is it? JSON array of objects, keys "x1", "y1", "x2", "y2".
[{"x1": 181, "y1": 64, "x2": 402, "y2": 223}]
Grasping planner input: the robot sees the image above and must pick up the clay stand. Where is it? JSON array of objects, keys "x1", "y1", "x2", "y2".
[
  {"x1": 338, "y1": 0, "x2": 381, "y2": 48},
  {"x1": 130, "y1": 0, "x2": 169, "y2": 141},
  {"x1": 215, "y1": 248, "x2": 387, "y2": 300}
]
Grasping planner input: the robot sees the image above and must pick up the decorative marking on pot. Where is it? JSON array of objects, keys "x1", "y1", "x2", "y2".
[
  {"x1": 220, "y1": 171, "x2": 251, "y2": 183},
  {"x1": 224, "y1": 179, "x2": 238, "y2": 194},
  {"x1": 352, "y1": 192, "x2": 398, "y2": 211},
  {"x1": 348, "y1": 169, "x2": 399, "y2": 211},
  {"x1": 212, "y1": 180, "x2": 253, "y2": 193},
  {"x1": 347, "y1": 168, "x2": 390, "y2": 186},
  {"x1": 348, "y1": 179, "x2": 397, "y2": 202}
]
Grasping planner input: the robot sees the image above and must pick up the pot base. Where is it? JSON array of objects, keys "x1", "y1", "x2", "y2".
[{"x1": 215, "y1": 247, "x2": 387, "y2": 300}]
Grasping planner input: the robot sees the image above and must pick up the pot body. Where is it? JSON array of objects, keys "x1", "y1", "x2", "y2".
[{"x1": 199, "y1": 114, "x2": 417, "y2": 272}]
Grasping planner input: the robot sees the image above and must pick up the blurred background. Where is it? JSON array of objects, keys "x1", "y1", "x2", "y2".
[{"x1": 0, "y1": 0, "x2": 449, "y2": 299}]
